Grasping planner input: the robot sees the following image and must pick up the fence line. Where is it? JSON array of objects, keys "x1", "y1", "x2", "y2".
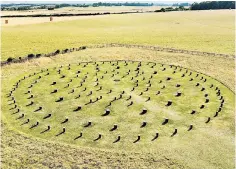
[
  {"x1": 87, "y1": 43, "x2": 234, "y2": 59},
  {"x1": 1, "y1": 43, "x2": 234, "y2": 67}
]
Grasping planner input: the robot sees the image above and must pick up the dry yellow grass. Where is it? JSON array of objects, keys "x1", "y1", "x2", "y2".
[
  {"x1": 1, "y1": 15, "x2": 109, "y2": 26},
  {"x1": 1, "y1": 6, "x2": 166, "y2": 16},
  {"x1": 0, "y1": 6, "x2": 166, "y2": 26}
]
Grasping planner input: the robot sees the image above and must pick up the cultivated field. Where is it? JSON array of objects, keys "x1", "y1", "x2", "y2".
[
  {"x1": 1, "y1": 15, "x2": 110, "y2": 26},
  {"x1": 1, "y1": 6, "x2": 165, "y2": 16},
  {"x1": 1, "y1": 10, "x2": 234, "y2": 61},
  {"x1": 1, "y1": 8, "x2": 235, "y2": 169}
]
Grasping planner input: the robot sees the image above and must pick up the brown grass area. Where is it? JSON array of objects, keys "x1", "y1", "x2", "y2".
[{"x1": 2, "y1": 122, "x2": 179, "y2": 169}]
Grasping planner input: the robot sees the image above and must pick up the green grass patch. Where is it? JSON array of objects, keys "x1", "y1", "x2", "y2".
[
  {"x1": 1, "y1": 48, "x2": 234, "y2": 169},
  {"x1": 3, "y1": 60, "x2": 234, "y2": 151}
]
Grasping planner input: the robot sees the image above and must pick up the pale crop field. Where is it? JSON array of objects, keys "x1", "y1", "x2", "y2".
[
  {"x1": 1, "y1": 10, "x2": 234, "y2": 61},
  {"x1": 1, "y1": 6, "x2": 166, "y2": 16},
  {"x1": 1, "y1": 15, "x2": 109, "y2": 26},
  {"x1": 1, "y1": 9, "x2": 235, "y2": 169}
]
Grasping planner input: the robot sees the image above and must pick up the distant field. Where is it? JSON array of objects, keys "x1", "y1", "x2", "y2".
[
  {"x1": 1, "y1": 15, "x2": 109, "y2": 26},
  {"x1": 1, "y1": 6, "x2": 166, "y2": 16},
  {"x1": 1, "y1": 10, "x2": 234, "y2": 61}
]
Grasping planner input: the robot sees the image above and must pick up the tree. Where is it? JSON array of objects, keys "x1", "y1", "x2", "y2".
[
  {"x1": 161, "y1": 8, "x2": 165, "y2": 12},
  {"x1": 190, "y1": 1, "x2": 235, "y2": 10},
  {"x1": 179, "y1": 6, "x2": 185, "y2": 10}
]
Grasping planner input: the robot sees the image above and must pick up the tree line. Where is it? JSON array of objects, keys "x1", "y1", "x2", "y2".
[
  {"x1": 91, "y1": 2, "x2": 153, "y2": 7},
  {"x1": 1, "y1": 1, "x2": 235, "y2": 11},
  {"x1": 1, "y1": 2, "x2": 154, "y2": 11},
  {"x1": 173, "y1": 3, "x2": 190, "y2": 7},
  {"x1": 191, "y1": 1, "x2": 235, "y2": 10},
  {"x1": 155, "y1": 6, "x2": 189, "y2": 12}
]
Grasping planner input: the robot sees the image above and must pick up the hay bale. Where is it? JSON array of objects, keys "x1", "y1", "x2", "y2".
[
  {"x1": 36, "y1": 54, "x2": 41, "y2": 58},
  {"x1": 55, "y1": 49, "x2": 60, "y2": 54},
  {"x1": 28, "y1": 54, "x2": 35, "y2": 59},
  {"x1": 7, "y1": 57, "x2": 13, "y2": 63}
]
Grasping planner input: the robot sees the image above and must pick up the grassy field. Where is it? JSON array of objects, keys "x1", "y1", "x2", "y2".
[
  {"x1": 1, "y1": 8, "x2": 235, "y2": 169},
  {"x1": 4, "y1": 60, "x2": 230, "y2": 149},
  {"x1": 1, "y1": 10, "x2": 234, "y2": 61},
  {"x1": 2, "y1": 47, "x2": 235, "y2": 169}
]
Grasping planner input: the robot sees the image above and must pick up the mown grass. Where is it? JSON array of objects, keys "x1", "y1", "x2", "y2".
[
  {"x1": 2, "y1": 48, "x2": 235, "y2": 169},
  {"x1": 1, "y1": 10, "x2": 235, "y2": 61},
  {"x1": 4, "y1": 60, "x2": 227, "y2": 149}
]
